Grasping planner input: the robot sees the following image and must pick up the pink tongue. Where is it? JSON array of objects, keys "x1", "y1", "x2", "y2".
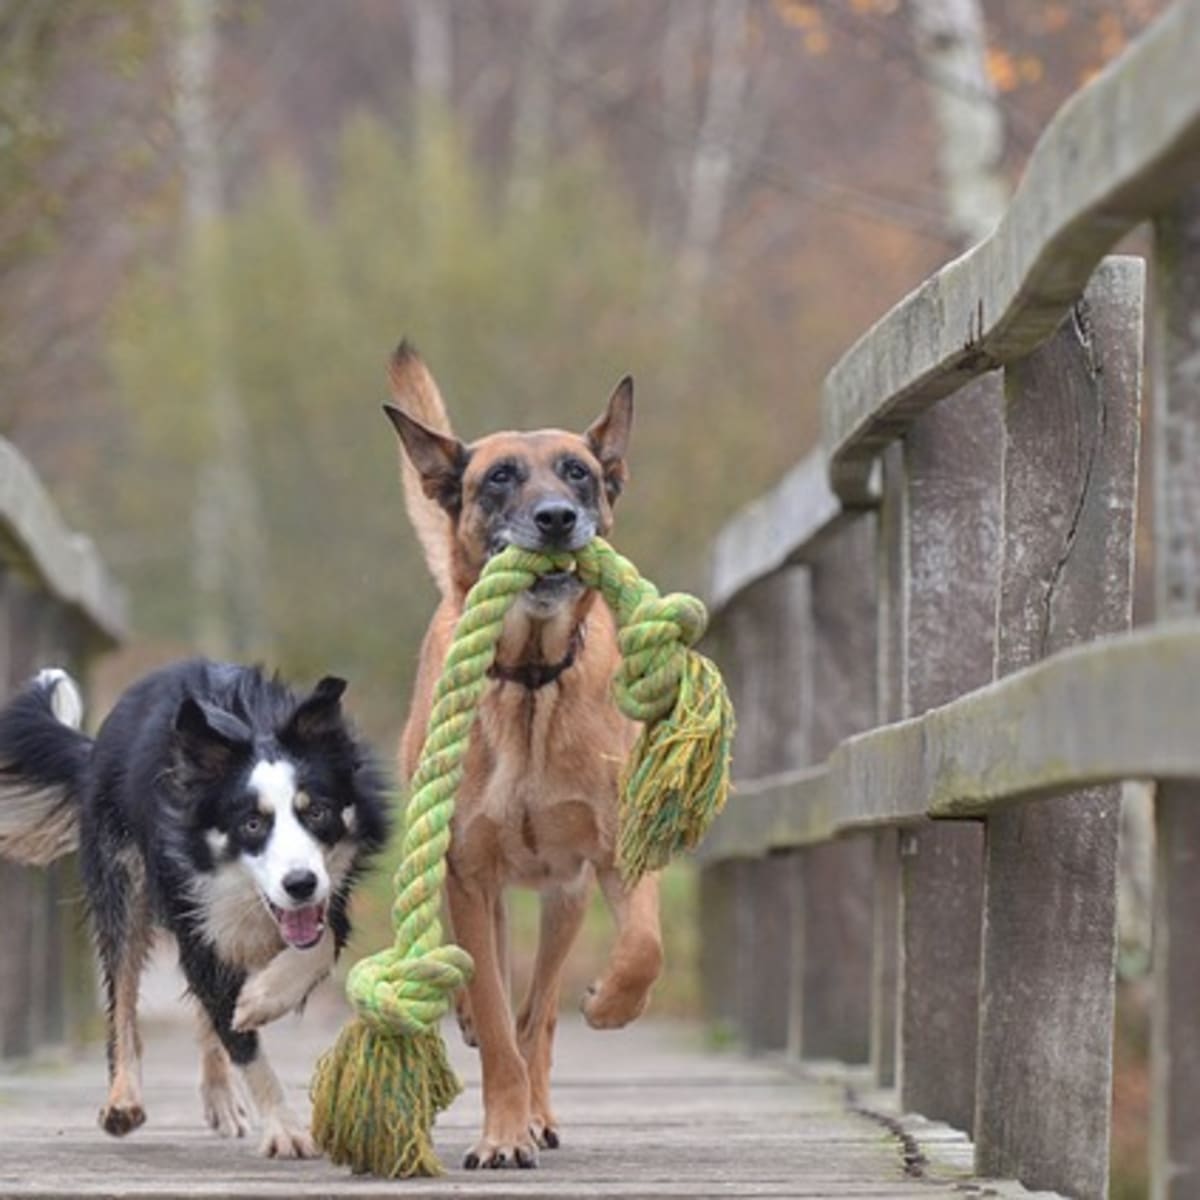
[{"x1": 278, "y1": 904, "x2": 323, "y2": 947}]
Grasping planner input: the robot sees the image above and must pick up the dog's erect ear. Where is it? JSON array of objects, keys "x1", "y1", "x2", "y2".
[
  {"x1": 174, "y1": 698, "x2": 252, "y2": 776},
  {"x1": 383, "y1": 404, "x2": 469, "y2": 516},
  {"x1": 280, "y1": 676, "x2": 348, "y2": 745},
  {"x1": 584, "y1": 375, "x2": 633, "y2": 503}
]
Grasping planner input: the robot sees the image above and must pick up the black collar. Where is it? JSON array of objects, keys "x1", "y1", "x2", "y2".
[{"x1": 488, "y1": 625, "x2": 585, "y2": 691}]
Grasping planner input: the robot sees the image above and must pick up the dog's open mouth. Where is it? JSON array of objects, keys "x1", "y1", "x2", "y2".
[
  {"x1": 529, "y1": 561, "x2": 579, "y2": 596},
  {"x1": 267, "y1": 900, "x2": 327, "y2": 949}
]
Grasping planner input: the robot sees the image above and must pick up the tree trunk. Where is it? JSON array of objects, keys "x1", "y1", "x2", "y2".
[
  {"x1": 676, "y1": 0, "x2": 751, "y2": 317},
  {"x1": 175, "y1": 0, "x2": 269, "y2": 659},
  {"x1": 909, "y1": 0, "x2": 1007, "y2": 246}
]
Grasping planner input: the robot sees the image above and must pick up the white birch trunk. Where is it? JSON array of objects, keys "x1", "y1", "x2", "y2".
[
  {"x1": 677, "y1": 0, "x2": 750, "y2": 318},
  {"x1": 910, "y1": 0, "x2": 1008, "y2": 246},
  {"x1": 176, "y1": 0, "x2": 269, "y2": 658}
]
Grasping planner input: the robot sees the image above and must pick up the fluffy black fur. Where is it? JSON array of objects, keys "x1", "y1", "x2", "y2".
[{"x1": 0, "y1": 660, "x2": 390, "y2": 1150}]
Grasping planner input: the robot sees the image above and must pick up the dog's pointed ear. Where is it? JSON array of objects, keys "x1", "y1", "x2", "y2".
[
  {"x1": 584, "y1": 375, "x2": 633, "y2": 503},
  {"x1": 383, "y1": 404, "x2": 469, "y2": 516},
  {"x1": 174, "y1": 698, "x2": 251, "y2": 776},
  {"x1": 280, "y1": 676, "x2": 348, "y2": 745}
]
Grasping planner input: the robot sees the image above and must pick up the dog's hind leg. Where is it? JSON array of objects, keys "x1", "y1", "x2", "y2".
[
  {"x1": 89, "y1": 844, "x2": 153, "y2": 1137},
  {"x1": 582, "y1": 868, "x2": 663, "y2": 1030},
  {"x1": 197, "y1": 1009, "x2": 249, "y2": 1138},
  {"x1": 516, "y1": 870, "x2": 591, "y2": 1149}
]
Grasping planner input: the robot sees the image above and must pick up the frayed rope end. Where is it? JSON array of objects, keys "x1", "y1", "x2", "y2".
[
  {"x1": 618, "y1": 652, "x2": 735, "y2": 883},
  {"x1": 311, "y1": 1019, "x2": 461, "y2": 1178}
]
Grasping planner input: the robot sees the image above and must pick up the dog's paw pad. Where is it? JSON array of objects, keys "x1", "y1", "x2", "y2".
[
  {"x1": 99, "y1": 1103, "x2": 146, "y2": 1137},
  {"x1": 259, "y1": 1118, "x2": 319, "y2": 1159}
]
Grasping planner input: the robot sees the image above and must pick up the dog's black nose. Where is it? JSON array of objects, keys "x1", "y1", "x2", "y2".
[
  {"x1": 533, "y1": 501, "x2": 577, "y2": 543},
  {"x1": 282, "y1": 869, "x2": 318, "y2": 901}
]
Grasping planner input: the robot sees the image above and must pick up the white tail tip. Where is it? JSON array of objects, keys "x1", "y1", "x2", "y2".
[{"x1": 35, "y1": 668, "x2": 84, "y2": 730}]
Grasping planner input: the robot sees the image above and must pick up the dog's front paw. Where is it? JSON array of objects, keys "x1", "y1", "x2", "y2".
[
  {"x1": 463, "y1": 1131, "x2": 539, "y2": 1170},
  {"x1": 233, "y1": 974, "x2": 289, "y2": 1032},
  {"x1": 201, "y1": 1078, "x2": 250, "y2": 1139},
  {"x1": 259, "y1": 1113, "x2": 319, "y2": 1159},
  {"x1": 581, "y1": 976, "x2": 651, "y2": 1029}
]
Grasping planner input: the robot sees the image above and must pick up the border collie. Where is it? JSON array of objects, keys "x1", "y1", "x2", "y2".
[{"x1": 0, "y1": 660, "x2": 389, "y2": 1157}]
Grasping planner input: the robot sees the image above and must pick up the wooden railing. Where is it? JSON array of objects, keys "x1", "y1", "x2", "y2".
[
  {"x1": 697, "y1": 3, "x2": 1200, "y2": 1198},
  {"x1": 0, "y1": 438, "x2": 125, "y2": 1060}
]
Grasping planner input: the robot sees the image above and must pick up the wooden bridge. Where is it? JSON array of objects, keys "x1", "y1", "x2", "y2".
[{"x1": 3, "y1": 2, "x2": 1200, "y2": 1197}]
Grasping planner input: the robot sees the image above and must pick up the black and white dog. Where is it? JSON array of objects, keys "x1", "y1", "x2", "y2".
[{"x1": 0, "y1": 660, "x2": 389, "y2": 1157}]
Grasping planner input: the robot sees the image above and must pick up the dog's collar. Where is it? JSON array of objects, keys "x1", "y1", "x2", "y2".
[{"x1": 488, "y1": 625, "x2": 585, "y2": 691}]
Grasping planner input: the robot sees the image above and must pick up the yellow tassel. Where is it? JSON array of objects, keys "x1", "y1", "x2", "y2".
[
  {"x1": 618, "y1": 653, "x2": 735, "y2": 883},
  {"x1": 311, "y1": 1020, "x2": 461, "y2": 1178}
]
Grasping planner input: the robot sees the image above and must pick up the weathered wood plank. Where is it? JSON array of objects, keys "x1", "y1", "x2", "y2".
[
  {"x1": 698, "y1": 616, "x2": 1200, "y2": 868},
  {"x1": 713, "y1": 574, "x2": 810, "y2": 1051},
  {"x1": 974, "y1": 255, "x2": 1142, "y2": 1200},
  {"x1": 1150, "y1": 183, "x2": 1200, "y2": 1200},
  {"x1": 708, "y1": 451, "x2": 872, "y2": 615},
  {"x1": 896, "y1": 373, "x2": 1001, "y2": 1137},
  {"x1": 0, "y1": 438, "x2": 127, "y2": 644},
  {"x1": 822, "y1": 0, "x2": 1200, "y2": 502},
  {"x1": 0, "y1": 953, "x2": 1061, "y2": 1199},
  {"x1": 869, "y1": 445, "x2": 904, "y2": 1089},
  {"x1": 791, "y1": 520, "x2": 875, "y2": 1064}
]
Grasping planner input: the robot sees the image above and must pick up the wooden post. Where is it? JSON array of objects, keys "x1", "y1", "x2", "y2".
[
  {"x1": 975, "y1": 256, "x2": 1143, "y2": 1199},
  {"x1": 791, "y1": 516, "x2": 875, "y2": 1063},
  {"x1": 896, "y1": 372, "x2": 1002, "y2": 1134},
  {"x1": 870, "y1": 444, "x2": 904, "y2": 1086},
  {"x1": 1150, "y1": 187, "x2": 1200, "y2": 1200},
  {"x1": 704, "y1": 571, "x2": 811, "y2": 1050}
]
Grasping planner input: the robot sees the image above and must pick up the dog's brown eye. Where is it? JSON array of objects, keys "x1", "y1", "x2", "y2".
[
  {"x1": 486, "y1": 464, "x2": 515, "y2": 487},
  {"x1": 562, "y1": 459, "x2": 590, "y2": 483}
]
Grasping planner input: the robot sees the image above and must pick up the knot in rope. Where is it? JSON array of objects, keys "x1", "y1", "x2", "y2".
[{"x1": 346, "y1": 944, "x2": 474, "y2": 1037}]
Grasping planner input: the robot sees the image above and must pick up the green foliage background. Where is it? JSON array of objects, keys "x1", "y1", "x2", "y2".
[{"x1": 106, "y1": 111, "x2": 767, "y2": 746}]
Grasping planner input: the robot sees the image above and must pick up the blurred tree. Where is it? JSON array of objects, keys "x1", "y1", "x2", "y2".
[
  {"x1": 175, "y1": 0, "x2": 269, "y2": 658},
  {"x1": 106, "y1": 111, "x2": 769, "y2": 737}
]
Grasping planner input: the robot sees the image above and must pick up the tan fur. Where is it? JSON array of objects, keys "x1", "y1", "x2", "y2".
[{"x1": 386, "y1": 346, "x2": 662, "y2": 1169}]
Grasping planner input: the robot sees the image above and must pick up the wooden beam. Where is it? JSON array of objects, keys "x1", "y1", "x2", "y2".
[
  {"x1": 896, "y1": 372, "x2": 1001, "y2": 1138},
  {"x1": 822, "y1": 0, "x2": 1200, "y2": 502},
  {"x1": 1149, "y1": 182, "x2": 1200, "y2": 1200},
  {"x1": 696, "y1": 616, "x2": 1200, "y2": 862},
  {"x1": 0, "y1": 439, "x2": 127, "y2": 645},
  {"x1": 973, "y1": 255, "x2": 1142, "y2": 1200},
  {"x1": 708, "y1": 450, "x2": 868, "y2": 616}
]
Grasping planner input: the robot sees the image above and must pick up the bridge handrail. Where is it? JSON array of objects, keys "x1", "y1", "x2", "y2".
[{"x1": 0, "y1": 437, "x2": 127, "y2": 645}]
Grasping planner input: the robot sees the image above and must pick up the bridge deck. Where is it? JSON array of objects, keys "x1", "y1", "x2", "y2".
[{"x1": 0, "y1": 967, "x2": 1043, "y2": 1199}]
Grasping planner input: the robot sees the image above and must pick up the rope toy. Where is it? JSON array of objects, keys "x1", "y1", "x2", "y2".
[{"x1": 310, "y1": 537, "x2": 734, "y2": 1177}]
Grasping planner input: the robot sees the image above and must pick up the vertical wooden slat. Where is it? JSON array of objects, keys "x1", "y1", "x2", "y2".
[
  {"x1": 791, "y1": 516, "x2": 875, "y2": 1063},
  {"x1": 975, "y1": 256, "x2": 1144, "y2": 1200},
  {"x1": 896, "y1": 372, "x2": 1002, "y2": 1134},
  {"x1": 704, "y1": 572, "x2": 811, "y2": 1050},
  {"x1": 1150, "y1": 187, "x2": 1200, "y2": 1200},
  {"x1": 870, "y1": 444, "x2": 904, "y2": 1087}
]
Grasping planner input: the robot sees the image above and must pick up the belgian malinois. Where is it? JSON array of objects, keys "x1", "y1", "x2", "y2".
[{"x1": 384, "y1": 344, "x2": 663, "y2": 1169}]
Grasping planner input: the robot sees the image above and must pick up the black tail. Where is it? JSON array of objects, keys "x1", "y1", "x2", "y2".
[{"x1": 0, "y1": 669, "x2": 92, "y2": 866}]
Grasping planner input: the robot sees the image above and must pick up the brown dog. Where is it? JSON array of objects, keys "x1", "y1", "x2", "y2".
[{"x1": 383, "y1": 344, "x2": 664, "y2": 1170}]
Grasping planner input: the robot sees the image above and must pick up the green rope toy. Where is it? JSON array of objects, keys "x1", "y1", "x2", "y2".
[{"x1": 310, "y1": 537, "x2": 734, "y2": 1177}]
